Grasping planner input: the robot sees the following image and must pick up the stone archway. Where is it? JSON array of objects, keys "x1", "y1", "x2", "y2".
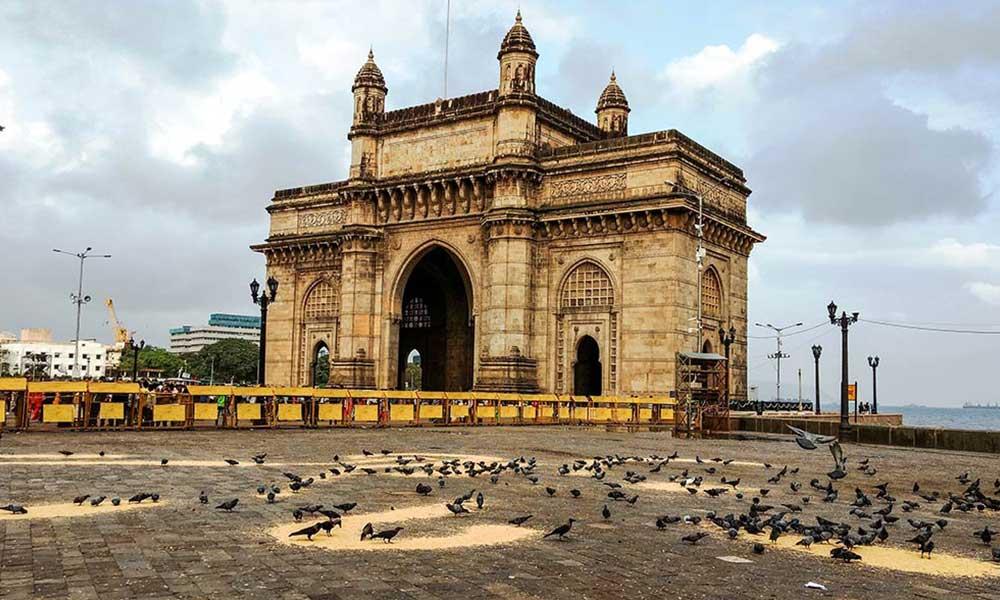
[
  {"x1": 573, "y1": 335, "x2": 602, "y2": 396},
  {"x1": 395, "y1": 246, "x2": 474, "y2": 391},
  {"x1": 312, "y1": 342, "x2": 330, "y2": 386}
]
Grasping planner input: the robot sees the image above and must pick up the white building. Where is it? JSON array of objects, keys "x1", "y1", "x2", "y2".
[
  {"x1": 0, "y1": 329, "x2": 112, "y2": 378},
  {"x1": 169, "y1": 313, "x2": 261, "y2": 354}
]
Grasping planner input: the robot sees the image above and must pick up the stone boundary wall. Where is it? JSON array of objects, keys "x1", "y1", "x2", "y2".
[{"x1": 731, "y1": 415, "x2": 1000, "y2": 454}]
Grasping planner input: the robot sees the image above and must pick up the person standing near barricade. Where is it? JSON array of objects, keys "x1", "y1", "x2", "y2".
[{"x1": 216, "y1": 394, "x2": 227, "y2": 427}]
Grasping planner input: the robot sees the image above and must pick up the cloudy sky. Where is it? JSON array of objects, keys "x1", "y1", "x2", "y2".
[{"x1": 2, "y1": 1, "x2": 998, "y2": 406}]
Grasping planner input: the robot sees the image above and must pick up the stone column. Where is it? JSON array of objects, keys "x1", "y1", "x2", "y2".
[{"x1": 330, "y1": 234, "x2": 379, "y2": 388}]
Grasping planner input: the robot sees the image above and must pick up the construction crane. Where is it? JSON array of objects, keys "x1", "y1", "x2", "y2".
[{"x1": 105, "y1": 298, "x2": 131, "y2": 345}]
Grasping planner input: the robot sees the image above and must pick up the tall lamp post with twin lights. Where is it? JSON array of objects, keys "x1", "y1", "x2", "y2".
[
  {"x1": 868, "y1": 355, "x2": 880, "y2": 415},
  {"x1": 718, "y1": 323, "x2": 737, "y2": 404},
  {"x1": 828, "y1": 301, "x2": 859, "y2": 437},
  {"x1": 811, "y1": 345, "x2": 822, "y2": 414},
  {"x1": 53, "y1": 247, "x2": 111, "y2": 378},
  {"x1": 250, "y1": 277, "x2": 279, "y2": 386},
  {"x1": 127, "y1": 337, "x2": 145, "y2": 382}
]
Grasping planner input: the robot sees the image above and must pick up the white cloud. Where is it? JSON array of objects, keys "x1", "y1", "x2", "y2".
[
  {"x1": 662, "y1": 33, "x2": 779, "y2": 93},
  {"x1": 926, "y1": 238, "x2": 1000, "y2": 269},
  {"x1": 966, "y1": 281, "x2": 1000, "y2": 305}
]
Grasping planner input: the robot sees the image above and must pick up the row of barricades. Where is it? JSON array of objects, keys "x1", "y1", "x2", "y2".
[{"x1": 0, "y1": 379, "x2": 676, "y2": 431}]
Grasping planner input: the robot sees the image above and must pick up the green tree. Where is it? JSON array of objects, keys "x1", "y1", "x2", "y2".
[
  {"x1": 119, "y1": 346, "x2": 186, "y2": 380},
  {"x1": 187, "y1": 339, "x2": 259, "y2": 384}
]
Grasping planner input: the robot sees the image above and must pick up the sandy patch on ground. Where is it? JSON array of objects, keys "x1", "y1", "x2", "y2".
[
  {"x1": 270, "y1": 502, "x2": 535, "y2": 552},
  {"x1": 725, "y1": 529, "x2": 1000, "y2": 578},
  {"x1": 0, "y1": 453, "x2": 132, "y2": 460},
  {"x1": 634, "y1": 481, "x2": 698, "y2": 495},
  {"x1": 0, "y1": 500, "x2": 167, "y2": 520}
]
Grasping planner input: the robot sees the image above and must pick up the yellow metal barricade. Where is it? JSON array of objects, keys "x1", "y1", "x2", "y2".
[
  {"x1": 496, "y1": 392, "x2": 520, "y2": 422},
  {"x1": 415, "y1": 391, "x2": 446, "y2": 423},
  {"x1": 87, "y1": 382, "x2": 140, "y2": 430},
  {"x1": 385, "y1": 390, "x2": 416, "y2": 424},
  {"x1": 29, "y1": 381, "x2": 87, "y2": 430},
  {"x1": 313, "y1": 388, "x2": 350, "y2": 426},
  {"x1": 0, "y1": 378, "x2": 27, "y2": 430},
  {"x1": 272, "y1": 387, "x2": 314, "y2": 427},
  {"x1": 445, "y1": 392, "x2": 474, "y2": 423},
  {"x1": 230, "y1": 387, "x2": 272, "y2": 428}
]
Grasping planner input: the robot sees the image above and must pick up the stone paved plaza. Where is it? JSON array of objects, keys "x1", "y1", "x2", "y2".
[{"x1": 1, "y1": 426, "x2": 998, "y2": 599}]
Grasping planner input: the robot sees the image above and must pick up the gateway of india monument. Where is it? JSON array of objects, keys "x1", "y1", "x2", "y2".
[{"x1": 253, "y1": 12, "x2": 764, "y2": 400}]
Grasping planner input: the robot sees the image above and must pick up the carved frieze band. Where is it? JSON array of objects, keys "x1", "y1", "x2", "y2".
[
  {"x1": 299, "y1": 209, "x2": 347, "y2": 230},
  {"x1": 550, "y1": 173, "x2": 626, "y2": 200}
]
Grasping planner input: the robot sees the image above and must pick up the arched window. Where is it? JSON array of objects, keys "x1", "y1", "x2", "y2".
[
  {"x1": 402, "y1": 296, "x2": 432, "y2": 329},
  {"x1": 702, "y1": 268, "x2": 723, "y2": 318},
  {"x1": 561, "y1": 262, "x2": 613, "y2": 309},
  {"x1": 304, "y1": 280, "x2": 338, "y2": 320}
]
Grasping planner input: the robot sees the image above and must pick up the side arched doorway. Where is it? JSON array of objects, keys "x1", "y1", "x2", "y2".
[
  {"x1": 312, "y1": 342, "x2": 330, "y2": 387},
  {"x1": 395, "y1": 247, "x2": 474, "y2": 391},
  {"x1": 573, "y1": 335, "x2": 602, "y2": 396}
]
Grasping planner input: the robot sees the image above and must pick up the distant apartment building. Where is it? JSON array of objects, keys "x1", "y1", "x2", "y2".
[
  {"x1": 169, "y1": 313, "x2": 261, "y2": 354},
  {"x1": 0, "y1": 329, "x2": 111, "y2": 378}
]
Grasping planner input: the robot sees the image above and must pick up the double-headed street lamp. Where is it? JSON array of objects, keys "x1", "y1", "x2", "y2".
[
  {"x1": 53, "y1": 247, "x2": 111, "y2": 379},
  {"x1": 811, "y1": 345, "x2": 823, "y2": 414},
  {"x1": 868, "y1": 355, "x2": 880, "y2": 415},
  {"x1": 718, "y1": 323, "x2": 737, "y2": 402},
  {"x1": 127, "y1": 337, "x2": 145, "y2": 382},
  {"x1": 251, "y1": 276, "x2": 278, "y2": 385},
  {"x1": 828, "y1": 301, "x2": 859, "y2": 437}
]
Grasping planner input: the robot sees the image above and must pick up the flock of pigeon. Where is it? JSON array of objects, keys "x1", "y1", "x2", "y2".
[{"x1": 3, "y1": 435, "x2": 1000, "y2": 568}]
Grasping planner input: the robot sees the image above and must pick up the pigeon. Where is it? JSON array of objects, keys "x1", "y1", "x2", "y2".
[
  {"x1": 681, "y1": 532, "x2": 710, "y2": 544},
  {"x1": 90, "y1": 496, "x2": 106, "y2": 506},
  {"x1": 545, "y1": 487, "x2": 557, "y2": 497},
  {"x1": 543, "y1": 518, "x2": 577, "y2": 540},
  {"x1": 446, "y1": 502, "x2": 469, "y2": 515},
  {"x1": 288, "y1": 523, "x2": 323, "y2": 541},
  {"x1": 416, "y1": 483, "x2": 433, "y2": 496},
  {"x1": 752, "y1": 542, "x2": 765, "y2": 554},
  {"x1": 360, "y1": 523, "x2": 374, "y2": 541},
  {"x1": 73, "y1": 495, "x2": 90, "y2": 505},
  {"x1": 920, "y1": 540, "x2": 935, "y2": 558},
  {"x1": 224, "y1": 459, "x2": 239, "y2": 466},
  {"x1": 509, "y1": 515, "x2": 533, "y2": 526},
  {"x1": 257, "y1": 485, "x2": 266, "y2": 495},
  {"x1": 215, "y1": 498, "x2": 239, "y2": 512},
  {"x1": 199, "y1": 492, "x2": 208, "y2": 504},
  {"x1": 266, "y1": 492, "x2": 276, "y2": 504},
  {"x1": 476, "y1": 492, "x2": 484, "y2": 510},
  {"x1": 59, "y1": 450, "x2": 74, "y2": 456},
  {"x1": 992, "y1": 547, "x2": 1000, "y2": 563},
  {"x1": 334, "y1": 502, "x2": 357, "y2": 513},
  {"x1": 602, "y1": 504, "x2": 611, "y2": 520},
  {"x1": 111, "y1": 497, "x2": 121, "y2": 506},
  {"x1": 292, "y1": 509, "x2": 303, "y2": 522},
  {"x1": 362, "y1": 449, "x2": 373, "y2": 456},
  {"x1": 252, "y1": 454, "x2": 266, "y2": 465},
  {"x1": 151, "y1": 494, "x2": 159, "y2": 503},
  {"x1": 831, "y1": 547, "x2": 862, "y2": 562},
  {"x1": 371, "y1": 527, "x2": 404, "y2": 543},
  {"x1": 570, "y1": 489, "x2": 582, "y2": 498}
]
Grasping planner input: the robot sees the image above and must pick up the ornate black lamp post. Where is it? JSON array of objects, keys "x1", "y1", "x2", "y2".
[
  {"x1": 127, "y1": 337, "x2": 145, "y2": 382},
  {"x1": 811, "y1": 345, "x2": 822, "y2": 414},
  {"x1": 867, "y1": 355, "x2": 880, "y2": 415},
  {"x1": 251, "y1": 276, "x2": 278, "y2": 385},
  {"x1": 828, "y1": 301, "x2": 859, "y2": 437},
  {"x1": 718, "y1": 323, "x2": 737, "y2": 403}
]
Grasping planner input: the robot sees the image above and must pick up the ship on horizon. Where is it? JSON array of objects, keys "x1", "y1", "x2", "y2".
[{"x1": 963, "y1": 402, "x2": 1000, "y2": 409}]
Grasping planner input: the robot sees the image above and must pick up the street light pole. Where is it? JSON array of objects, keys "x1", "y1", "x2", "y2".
[
  {"x1": 868, "y1": 355, "x2": 880, "y2": 415},
  {"x1": 812, "y1": 345, "x2": 822, "y2": 414},
  {"x1": 828, "y1": 301, "x2": 859, "y2": 438},
  {"x1": 754, "y1": 321, "x2": 803, "y2": 410},
  {"x1": 53, "y1": 247, "x2": 110, "y2": 379},
  {"x1": 718, "y1": 323, "x2": 737, "y2": 405},
  {"x1": 251, "y1": 276, "x2": 279, "y2": 386},
  {"x1": 128, "y1": 337, "x2": 145, "y2": 382}
]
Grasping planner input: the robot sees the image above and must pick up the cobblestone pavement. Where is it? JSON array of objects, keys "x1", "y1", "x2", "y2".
[{"x1": 1, "y1": 426, "x2": 998, "y2": 599}]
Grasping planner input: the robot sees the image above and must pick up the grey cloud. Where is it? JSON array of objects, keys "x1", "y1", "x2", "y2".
[{"x1": 3, "y1": 0, "x2": 235, "y2": 89}]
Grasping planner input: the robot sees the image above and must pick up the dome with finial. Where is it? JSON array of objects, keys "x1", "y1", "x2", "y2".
[
  {"x1": 353, "y1": 49, "x2": 387, "y2": 92},
  {"x1": 596, "y1": 71, "x2": 629, "y2": 112},
  {"x1": 498, "y1": 10, "x2": 538, "y2": 58}
]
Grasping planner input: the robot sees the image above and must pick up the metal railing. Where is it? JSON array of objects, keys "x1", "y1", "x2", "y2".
[{"x1": 0, "y1": 379, "x2": 675, "y2": 432}]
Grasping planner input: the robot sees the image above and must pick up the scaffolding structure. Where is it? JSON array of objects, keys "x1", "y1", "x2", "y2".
[{"x1": 674, "y1": 351, "x2": 729, "y2": 435}]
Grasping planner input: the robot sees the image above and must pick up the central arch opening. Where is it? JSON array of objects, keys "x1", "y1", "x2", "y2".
[
  {"x1": 312, "y1": 342, "x2": 330, "y2": 387},
  {"x1": 397, "y1": 247, "x2": 474, "y2": 391},
  {"x1": 574, "y1": 335, "x2": 602, "y2": 396}
]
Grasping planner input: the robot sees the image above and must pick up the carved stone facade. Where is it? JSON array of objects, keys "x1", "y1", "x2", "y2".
[{"x1": 253, "y1": 13, "x2": 765, "y2": 398}]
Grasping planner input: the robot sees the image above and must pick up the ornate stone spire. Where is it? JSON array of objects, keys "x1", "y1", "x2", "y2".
[
  {"x1": 596, "y1": 71, "x2": 629, "y2": 111},
  {"x1": 353, "y1": 49, "x2": 387, "y2": 92},
  {"x1": 498, "y1": 10, "x2": 538, "y2": 58},
  {"x1": 596, "y1": 71, "x2": 629, "y2": 137}
]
